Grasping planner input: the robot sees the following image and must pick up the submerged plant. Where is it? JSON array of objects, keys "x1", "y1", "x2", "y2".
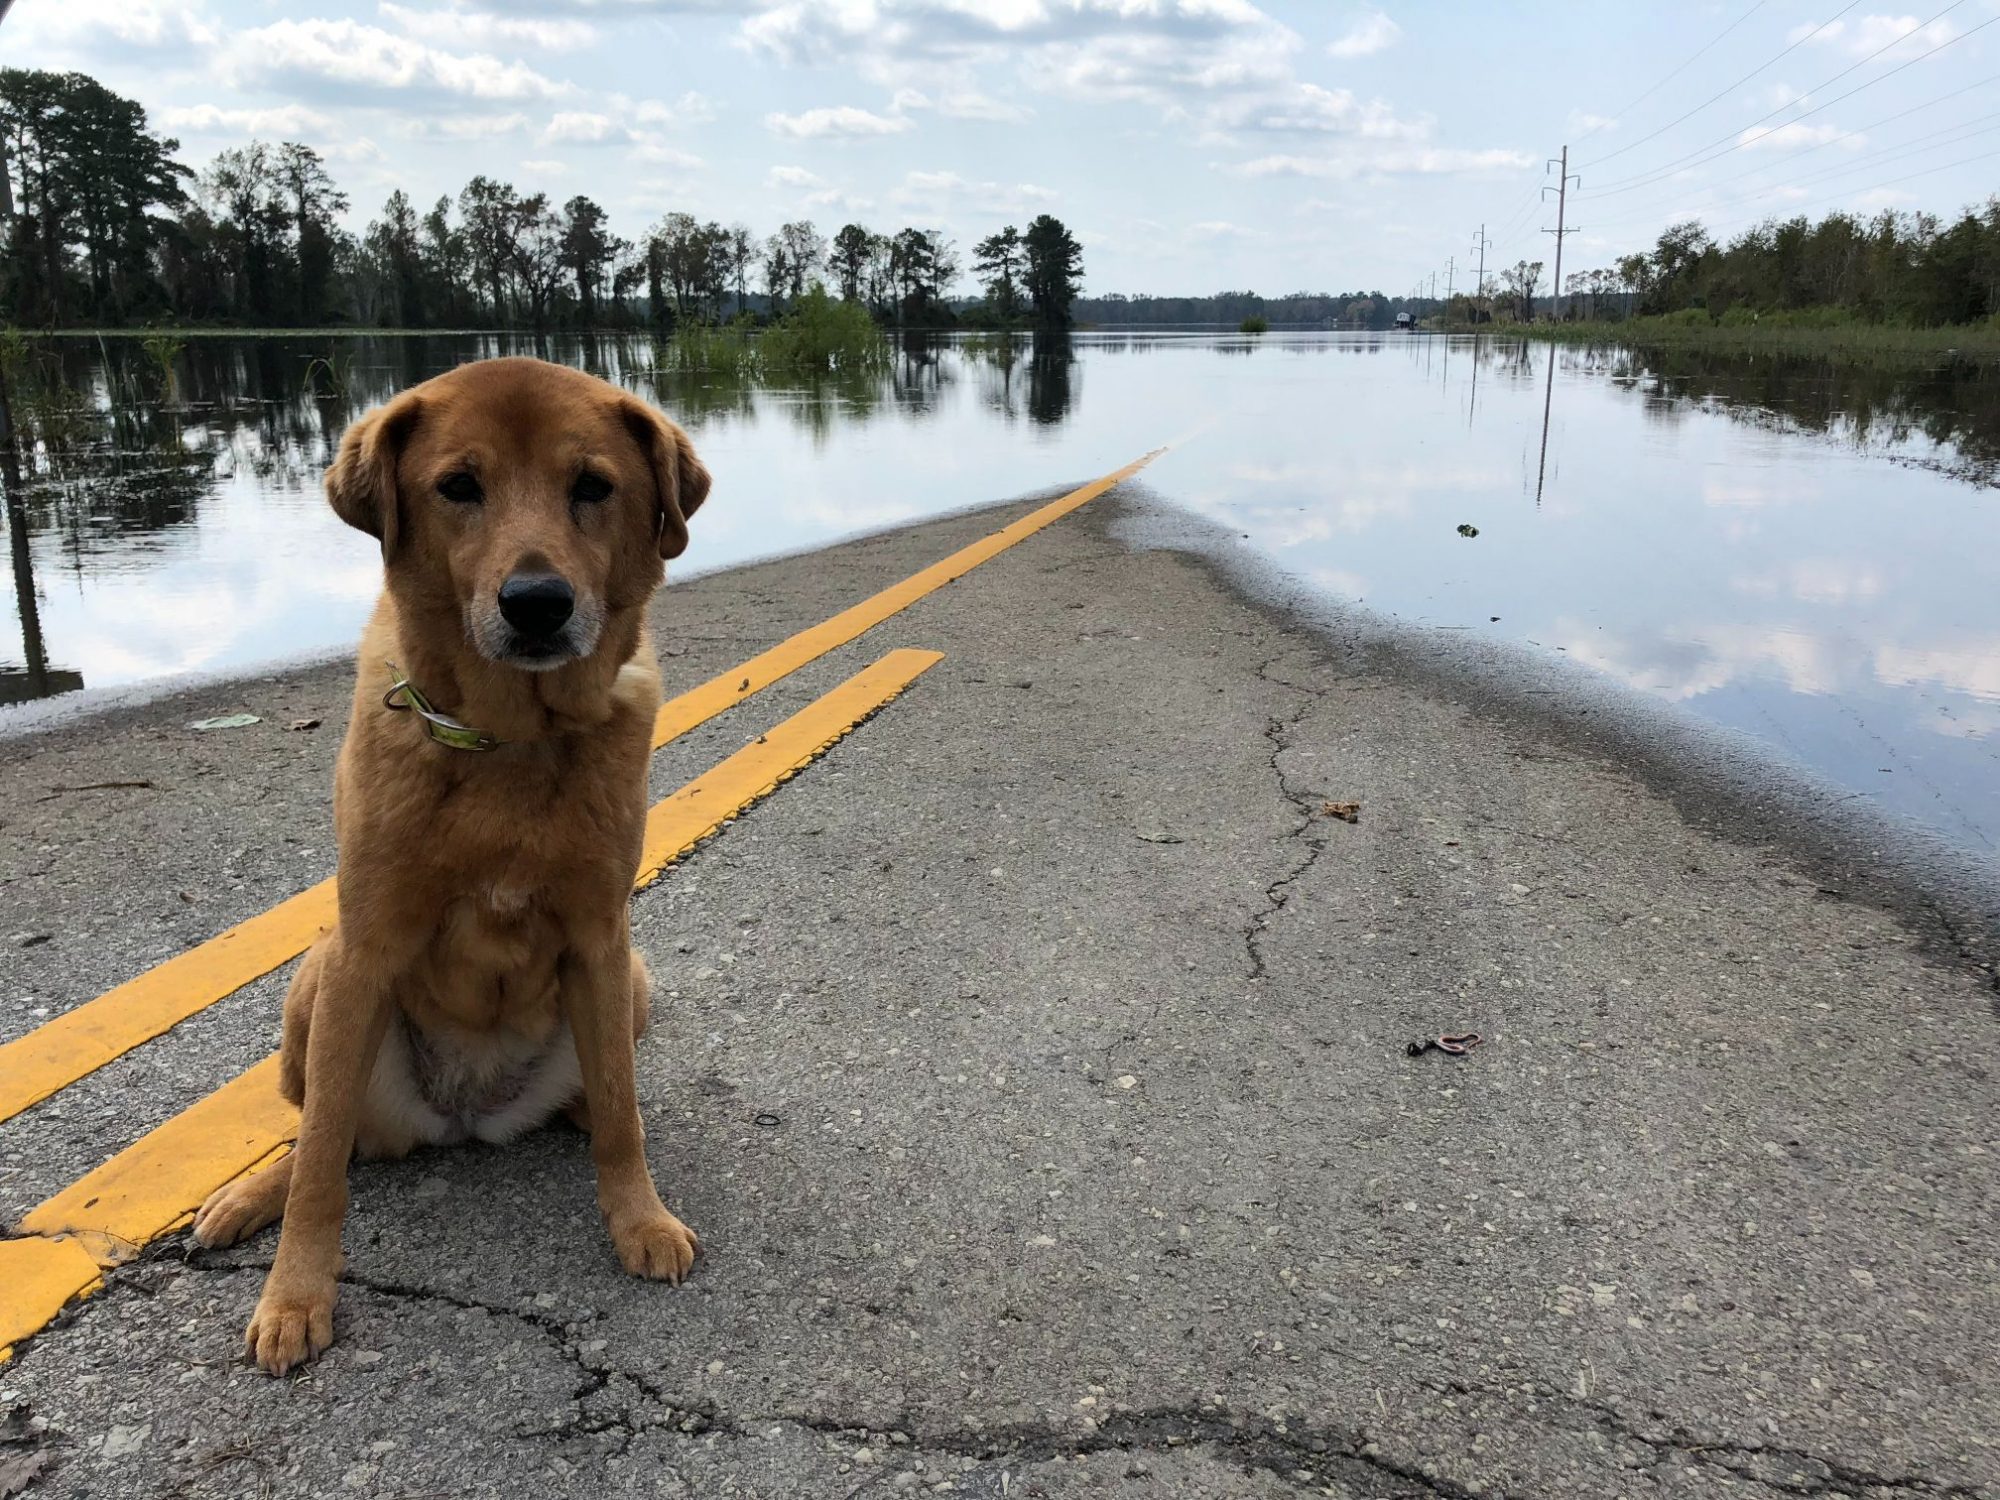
[
  {"x1": 758, "y1": 285, "x2": 891, "y2": 376},
  {"x1": 302, "y1": 348, "x2": 356, "y2": 398},
  {"x1": 140, "y1": 331, "x2": 185, "y2": 400}
]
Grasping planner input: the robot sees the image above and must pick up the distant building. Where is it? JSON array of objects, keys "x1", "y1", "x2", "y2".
[{"x1": 1394, "y1": 311, "x2": 1415, "y2": 330}]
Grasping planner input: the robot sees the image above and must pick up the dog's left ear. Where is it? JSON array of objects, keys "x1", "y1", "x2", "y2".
[
  {"x1": 326, "y1": 390, "x2": 424, "y2": 562},
  {"x1": 622, "y1": 400, "x2": 710, "y2": 561}
]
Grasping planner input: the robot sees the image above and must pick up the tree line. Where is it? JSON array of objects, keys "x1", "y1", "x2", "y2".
[
  {"x1": 1562, "y1": 202, "x2": 2000, "y2": 326},
  {"x1": 0, "y1": 68, "x2": 1086, "y2": 333}
]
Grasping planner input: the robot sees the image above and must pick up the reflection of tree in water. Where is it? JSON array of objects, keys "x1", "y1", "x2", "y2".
[
  {"x1": 1027, "y1": 334, "x2": 1075, "y2": 425},
  {"x1": 1564, "y1": 341, "x2": 2000, "y2": 483}
]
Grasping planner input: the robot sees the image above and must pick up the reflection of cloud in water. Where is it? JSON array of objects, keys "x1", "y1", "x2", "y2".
[
  {"x1": 1306, "y1": 567, "x2": 1369, "y2": 600},
  {"x1": 1873, "y1": 640, "x2": 2000, "y2": 705},
  {"x1": 1701, "y1": 471, "x2": 1825, "y2": 509},
  {"x1": 1554, "y1": 620, "x2": 1845, "y2": 702},
  {"x1": 1730, "y1": 559, "x2": 1887, "y2": 605}
]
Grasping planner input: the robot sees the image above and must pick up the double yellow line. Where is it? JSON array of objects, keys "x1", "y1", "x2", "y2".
[{"x1": 0, "y1": 450, "x2": 1156, "y2": 1361}]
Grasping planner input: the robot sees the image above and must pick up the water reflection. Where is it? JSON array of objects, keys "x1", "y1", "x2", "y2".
[{"x1": 1, "y1": 330, "x2": 1995, "y2": 864}]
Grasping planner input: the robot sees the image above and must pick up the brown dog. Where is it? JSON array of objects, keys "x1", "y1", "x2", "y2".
[{"x1": 190, "y1": 357, "x2": 710, "y2": 1375}]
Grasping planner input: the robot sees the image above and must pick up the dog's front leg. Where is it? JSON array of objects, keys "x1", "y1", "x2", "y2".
[
  {"x1": 245, "y1": 934, "x2": 393, "y2": 1374},
  {"x1": 563, "y1": 937, "x2": 697, "y2": 1283}
]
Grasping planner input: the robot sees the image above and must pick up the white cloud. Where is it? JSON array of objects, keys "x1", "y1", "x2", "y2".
[
  {"x1": 765, "y1": 105, "x2": 913, "y2": 138},
  {"x1": 1567, "y1": 110, "x2": 1617, "y2": 135},
  {"x1": 379, "y1": 3, "x2": 597, "y2": 52},
  {"x1": 1796, "y1": 13, "x2": 1957, "y2": 58},
  {"x1": 632, "y1": 92, "x2": 720, "y2": 126},
  {"x1": 1187, "y1": 219, "x2": 1264, "y2": 238},
  {"x1": 767, "y1": 165, "x2": 828, "y2": 188},
  {"x1": 632, "y1": 141, "x2": 704, "y2": 168},
  {"x1": 8, "y1": 0, "x2": 218, "y2": 51},
  {"x1": 891, "y1": 169, "x2": 1056, "y2": 215},
  {"x1": 398, "y1": 112, "x2": 532, "y2": 139},
  {"x1": 1215, "y1": 82, "x2": 1424, "y2": 139},
  {"x1": 1326, "y1": 10, "x2": 1399, "y2": 59},
  {"x1": 160, "y1": 104, "x2": 338, "y2": 138},
  {"x1": 1739, "y1": 122, "x2": 1861, "y2": 151},
  {"x1": 518, "y1": 159, "x2": 571, "y2": 176},
  {"x1": 543, "y1": 111, "x2": 625, "y2": 144},
  {"x1": 224, "y1": 19, "x2": 571, "y2": 101},
  {"x1": 1236, "y1": 147, "x2": 1534, "y2": 178}
]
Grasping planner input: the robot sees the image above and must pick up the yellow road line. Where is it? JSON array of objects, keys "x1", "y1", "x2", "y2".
[
  {"x1": 0, "y1": 648, "x2": 943, "y2": 1362},
  {"x1": 650, "y1": 449, "x2": 1156, "y2": 747},
  {"x1": 638, "y1": 647, "x2": 941, "y2": 886},
  {"x1": 0, "y1": 453, "x2": 1153, "y2": 1126},
  {"x1": 0, "y1": 885, "x2": 339, "y2": 1128},
  {"x1": 20, "y1": 1057, "x2": 296, "y2": 1263},
  {"x1": 0, "y1": 1238, "x2": 102, "y2": 1363}
]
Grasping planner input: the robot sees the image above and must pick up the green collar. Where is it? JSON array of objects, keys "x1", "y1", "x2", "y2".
[{"x1": 382, "y1": 663, "x2": 503, "y2": 752}]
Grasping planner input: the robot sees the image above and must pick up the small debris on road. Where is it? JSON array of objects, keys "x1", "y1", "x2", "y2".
[
  {"x1": 287, "y1": 718, "x2": 321, "y2": 732},
  {"x1": 1407, "y1": 1032, "x2": 1484, "y2": 1058},
  {"x1": 1321, "y1": 801, "x2": 1361, "y2": 823},
  {"x1": 1456, "y1": 523, "x2": 1480, "y2": 538},
  {"x1": 189, "y1": 714, "x2": 260, "y2": 731}
]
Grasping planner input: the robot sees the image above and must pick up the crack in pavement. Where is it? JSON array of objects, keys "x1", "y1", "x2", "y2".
[
  {"x1": 1421, "y1": 1376, "x2": 1992, "y2": 1500},
  {"x1": 26, "y1": 1249, "x2": 1993, "y2": 1499},
  {"x1": 1243, "y1": 652, "x2": 1336, "y2": 984}
]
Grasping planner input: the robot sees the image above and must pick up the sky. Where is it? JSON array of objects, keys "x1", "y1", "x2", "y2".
[{"x1": 10, "y1": 0, "x2": 2000, "y2": 298}]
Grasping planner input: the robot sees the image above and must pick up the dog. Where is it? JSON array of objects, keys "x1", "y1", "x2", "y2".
[{"x1": 190, "y1": 357, "x2": 710, "y2": 1375}]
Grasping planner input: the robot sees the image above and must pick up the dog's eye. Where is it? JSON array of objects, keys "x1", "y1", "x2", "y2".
[
  {"x1": 571, "y1": 472, "x2": 613, "y2": 505},
  {"x1": 438, "y1": 472, "x2": 483, "y2": 504}
]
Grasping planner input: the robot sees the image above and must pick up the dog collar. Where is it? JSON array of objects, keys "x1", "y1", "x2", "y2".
[{"x1": 382, "y1": 663, "x2": 503, "y2": 752}]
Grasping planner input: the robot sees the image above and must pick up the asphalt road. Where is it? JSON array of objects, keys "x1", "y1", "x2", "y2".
[{"x1": 2, "y1": 483, "x2": 1996, "y2": 1499}]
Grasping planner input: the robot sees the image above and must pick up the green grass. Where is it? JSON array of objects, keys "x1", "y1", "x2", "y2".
[
  {"x1": 757, "y1": 286, "x2": 891, "y2": 376},
  {"x1": 1512, "y1": 313, "x2": 2000, "y2": 363},
  {"x1": 1239, "y1": 315, "x2": 1270, "y2": 334}
]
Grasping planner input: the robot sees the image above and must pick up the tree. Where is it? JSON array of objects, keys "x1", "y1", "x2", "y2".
[
  {"x1": 560, "y1": 195, "x2": 616, "y2": 324},
  {"x1": 275, "y1": 141, "x2": 346, "y2": 322},
  {"x1": 973, "y1": 224, "x2": 1023, "y2": 322},
  {"x1": 829, "y1": 222, "x2": 873, "y2": 303},
  {"x1": 1499, "y1": 259, "x2": 1544, "y2": 321},
  {"x1": 0, "y1": 69, "x2": 190, "y2": 324},
  {"x1": 725, "y1": 223, "x2": 754, "y2": 315},
  {"x1": 508, "y1": 192, "x2": 566, "y2": 326},
  {"x1": 369, "y1": 189, "x2": 424, "y2": 326},
  {"x1": 1022, "y1": 213, "x2": 1083, "y2": 329},
  {"x1": 458, "y1": 175, "x2": 518, "y2": 323},
  {"x1": 776, "y1": 219, "x2": 824, "y2": 301}
]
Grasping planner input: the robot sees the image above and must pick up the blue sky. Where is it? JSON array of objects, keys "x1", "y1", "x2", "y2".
[{"x1": 11, "y1": 0, "x2": 2000, "y2": 296}]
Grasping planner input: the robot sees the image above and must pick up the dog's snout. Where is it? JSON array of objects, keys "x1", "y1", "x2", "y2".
[{"x1": 497, "y1": 573, "x2": 575, "y2": 637}]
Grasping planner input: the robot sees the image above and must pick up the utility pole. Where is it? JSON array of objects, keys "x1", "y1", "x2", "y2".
[
  {"x1": 1470, "y1": 225, "x2": 1491, "y2": 300},
  {"x1": 1444, "y1": 255, "x2": 1455, "y2": 311},
  {"x1": 1542, "y1": 145, "x2": 1580, "y2": 323}
]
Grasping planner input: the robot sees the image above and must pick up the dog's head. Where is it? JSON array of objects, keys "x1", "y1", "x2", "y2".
[{"x1": 326, "y1": 358, "x2": 709, "y2": 672}]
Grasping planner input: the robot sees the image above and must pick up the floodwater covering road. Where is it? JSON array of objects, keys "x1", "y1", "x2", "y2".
[{"x1": 4, "y1": 329, "x2": 1997, "y2": 863}]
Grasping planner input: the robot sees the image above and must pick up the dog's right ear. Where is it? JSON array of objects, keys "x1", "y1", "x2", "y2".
[{"x1": 325, "y1": 391, "x2": 423, "y2": 561}]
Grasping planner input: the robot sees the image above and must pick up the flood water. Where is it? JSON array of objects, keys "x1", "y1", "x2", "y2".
[{"x1": 3, "y1": 330, "x2": 1997, "y2": 864}]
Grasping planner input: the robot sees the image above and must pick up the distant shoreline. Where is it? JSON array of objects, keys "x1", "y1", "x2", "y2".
[{"x1": 1451, "y1": 316, "x2": 2000, "y2": 362}]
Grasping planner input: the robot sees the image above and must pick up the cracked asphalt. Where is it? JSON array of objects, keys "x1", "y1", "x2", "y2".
[{"x1": 2, "y1": 484, "x2": 1998, "y2": 1499}]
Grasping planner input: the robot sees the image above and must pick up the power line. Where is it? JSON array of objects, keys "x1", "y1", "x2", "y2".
[
  {"x1": 1572, "y1": 0, "x2": 1772, "y2": 148},
  {"x1": 1579, "y1": 0, "x2": 1866, "y2": 169},
  {"x1": 1586, "y1": 1, "x2": 1985, "y2": 197},
  {"x1": 1691, "y1": 143, "x2": 2000, "y2": 237},
  {"x1": 1585, "y1": 113, "x2": 2000, "y2": 234},
  {"x1": 1688, "y1": 71, "x2": 2000, "y2": 196}
]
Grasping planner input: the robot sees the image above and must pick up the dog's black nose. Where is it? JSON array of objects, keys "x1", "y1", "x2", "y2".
[{"x1": 498, "y1": 573, "x2": 574, "y2": 637}]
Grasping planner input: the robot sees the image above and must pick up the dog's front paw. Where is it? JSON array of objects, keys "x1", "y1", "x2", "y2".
[
  {"x1": 610, "y1": 1209, "x2": 699, "y2": 1284},
  {"x1": 244, "y1": 1281, "x2": 337, "y2": 1375}
]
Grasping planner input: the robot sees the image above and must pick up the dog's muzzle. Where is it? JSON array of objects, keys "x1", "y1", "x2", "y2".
[{"x1": 474, "y1": 572, "x2": 603, "y2": 670}]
